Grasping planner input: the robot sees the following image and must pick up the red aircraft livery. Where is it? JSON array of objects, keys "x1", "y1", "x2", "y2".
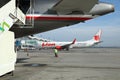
[{"x1": 42, "y1": 42, "x2": 55, "y2": 47}]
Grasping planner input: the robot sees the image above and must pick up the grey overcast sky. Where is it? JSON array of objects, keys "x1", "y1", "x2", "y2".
[{"x1": 36, "y1": 0, "x2": 120, "y2": 47}]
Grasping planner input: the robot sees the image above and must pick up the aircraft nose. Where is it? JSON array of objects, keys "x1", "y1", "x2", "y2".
[{"x1": 90, "y1": 2, "x2": 114, "y2": 15}]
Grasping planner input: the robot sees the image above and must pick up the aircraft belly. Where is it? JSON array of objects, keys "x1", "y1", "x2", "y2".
[{"x1": 10, "y1": 20, "x2": 80, "y2": 38}]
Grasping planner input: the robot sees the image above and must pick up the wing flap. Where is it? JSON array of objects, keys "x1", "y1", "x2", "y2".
[{"x1": 52, "y1": 0, "x2": 98, "y2": 14}]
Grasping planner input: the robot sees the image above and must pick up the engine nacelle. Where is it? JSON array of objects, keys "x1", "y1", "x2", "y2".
[
  {"x1": 90, "y1": 2, "x2": 114, "y2": 15},
  {"x1": 55, "y1": 46, "x2": 62, "y2": 50}
]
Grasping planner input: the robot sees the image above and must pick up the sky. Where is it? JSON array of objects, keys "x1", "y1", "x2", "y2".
[{"x1": 36, "y1": 0, "x2": 120, "y2": 47}]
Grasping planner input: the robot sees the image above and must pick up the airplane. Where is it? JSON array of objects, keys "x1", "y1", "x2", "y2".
[
  {"x1": 71, "y1": 29, "x2": 102, "y2": 48},
  {"x1": 0, "y1": 0, "x2": 114, "y2": 38},
  {"x1": 0, "y1": 0, "x2": 114, "y2": 76},
  {"x1": 9, "y1": 0, "x2": 114, "y2": 38},
  {"x1": 28, "y1": 29, "x2": 102, "y2": 50},
  {"x1": 39, "y1": 38, "x2": 76, "y2": 50},
  {"x1": 0, "y1": 0, "x2": 114, "y2": 41},
  {"x1": 19, "y1": 37, "x2": 76, "y2": 51}
]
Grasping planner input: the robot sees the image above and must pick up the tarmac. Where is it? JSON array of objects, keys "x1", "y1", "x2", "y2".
[{"x1": 1, "y1": 48, "x2": 120, "y2": 80}]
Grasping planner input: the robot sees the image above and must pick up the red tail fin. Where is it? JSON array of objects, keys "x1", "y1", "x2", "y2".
[{"x1": 93, "y1": 29, "x2": 102, "y2": 41}]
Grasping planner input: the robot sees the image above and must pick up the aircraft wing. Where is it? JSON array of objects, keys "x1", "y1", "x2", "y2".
[
  {"x1": 51, "y1": 0, "x2": 98, "y2": 14},
  {"x1": 9, "y1": 0, "x2": 114, "y2": 38},
  {"x1": 55, "y1": 38, "x2": 76, "y2": 51}
]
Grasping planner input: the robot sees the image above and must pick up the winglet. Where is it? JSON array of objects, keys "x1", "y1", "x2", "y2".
[
  {"x1": 93, "y1": 29, "x2": 102, "y2": 41},
  {"x1": 72, "y1": 38, "x2": 76, "y2": 44}
]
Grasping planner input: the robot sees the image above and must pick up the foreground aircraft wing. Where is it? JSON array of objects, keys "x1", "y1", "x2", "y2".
[
  {"x1": 9, "y1": 0, "x2": 114, "y2": 38},
  {"x1": 51, "y1": 0, "x2": 98, "y2": 14},
  {"x1": 55, "y1": 38, "x2": 76, "y2": 51}
]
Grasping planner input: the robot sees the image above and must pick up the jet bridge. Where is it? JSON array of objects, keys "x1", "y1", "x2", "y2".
[{"x1": 0, "y1": 0, "x2": 25, "y2": 76}]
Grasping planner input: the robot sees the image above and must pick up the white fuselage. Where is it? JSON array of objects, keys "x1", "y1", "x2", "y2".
[
  {"x1": 37, "y1": 40, "x2": 97, "y2": 49},
  {"x1": 71, "y1": 40, "x2": 96, "y2": 48}
]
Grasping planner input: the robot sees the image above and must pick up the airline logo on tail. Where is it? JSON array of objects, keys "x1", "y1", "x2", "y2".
[
  {"x1": 93, "y1": 29, "x2": 102, "y2": 42},
  {"x1": 94, "y1": 35, "x2": 100, "y2": 41}
]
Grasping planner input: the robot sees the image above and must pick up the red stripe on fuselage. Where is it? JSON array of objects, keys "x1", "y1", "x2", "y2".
[{"x1": 26, "y1": 15, "x2": 92, "y2": 21}]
